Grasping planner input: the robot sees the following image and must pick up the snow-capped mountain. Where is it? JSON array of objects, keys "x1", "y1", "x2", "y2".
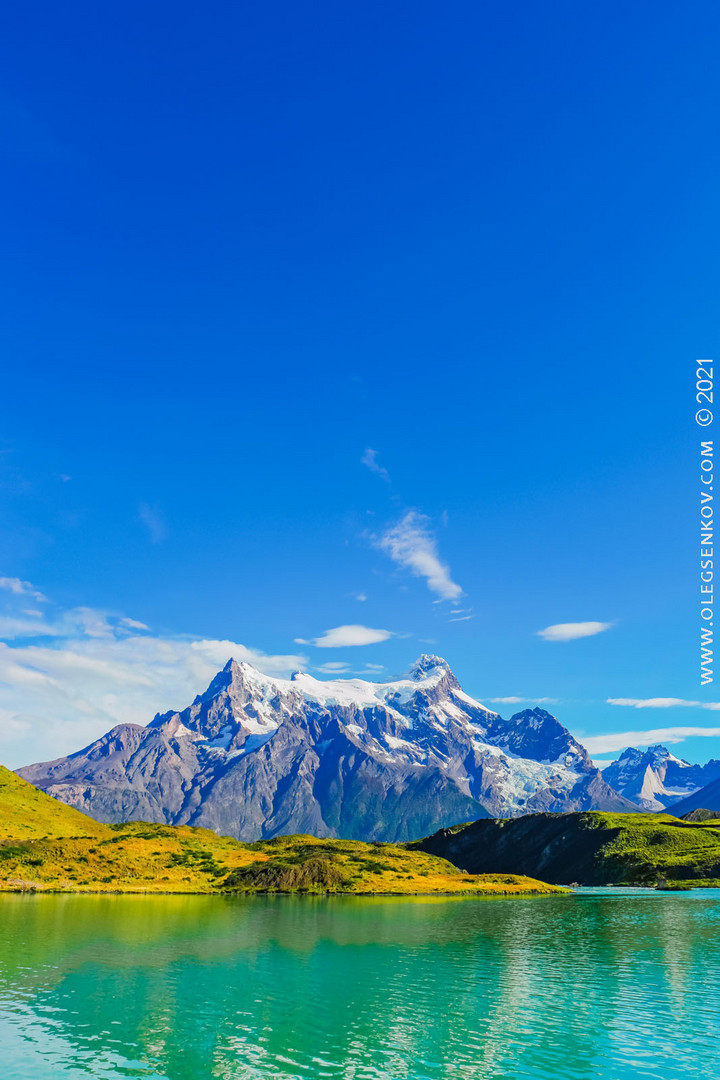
[
  {"x1": 17, "y1": 655, "x2": 635, "y2": 841},
  {"x1": 602, "y1": 744, "x2": 720, "y2": 812}
]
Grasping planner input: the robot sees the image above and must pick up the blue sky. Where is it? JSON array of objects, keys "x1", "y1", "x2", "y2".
[{"x1": 2, "y1": 1, "x2": 720, "y2": 767}]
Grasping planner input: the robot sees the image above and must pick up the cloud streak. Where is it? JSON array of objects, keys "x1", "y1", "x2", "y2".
[
  {"x1": 0, "y1": 578, "x2": 307, "y2": 766},
  {"x1": 361, "y1": 448, "x2": 390, "y2": 482},
  {"x1": 490, "y1": 696, "x2": 558, "y2": 706},
  {"x1": 376, "y1": 511, "x2": 463, "y2": 601},
  {"x1": 0, "y1": 577, "x2": 46, "y2": 602},
  {"x1": 296, "y1": 625, "x2": 393, "y2": 648},
  {"x1": 138, "y1": 503, "x2": 167, "y2": 544},
  {"x1": 607, "y1": 697, "x2": 720, "y2": 710},
  {"x1": 537, "y1": 621, "x2": 613, "y2": 642},
  {"x1": 582, "y1": 726, "x2": 720, "y2": 754}
]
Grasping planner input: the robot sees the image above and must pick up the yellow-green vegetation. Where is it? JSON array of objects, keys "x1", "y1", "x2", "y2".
[
  {"x1": 0, "y1": 765, "x2": 107, "y2": 839},
  {"x1": 222, "y1": 835, "x2": 564, "y2": 895},
  {"x1": 0, "y1": 769, "x2": 564, "y2": 896},
  {"x1": 589, "y1": 812, "x2": 720, "y2": 886}
]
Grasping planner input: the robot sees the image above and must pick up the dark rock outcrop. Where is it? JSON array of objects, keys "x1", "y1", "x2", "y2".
[
  {"x1": 680, "y1": 808, "x2": 720, "y2": 822},
  {"x1": 415, "y1": 811, "x2": 720, "y2": 885}
]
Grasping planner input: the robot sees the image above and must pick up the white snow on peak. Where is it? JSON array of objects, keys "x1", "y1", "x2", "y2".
[
  {"x1": 171, "y1": 722, "x2": 198, "y2": 739},
  {"x1": 229, "y1": 661, "x2": 453, "y2": 710},
  {"x1": 665, "y1": 752, "x2": 691, "y2": 768},
  {"x1": 453, "y1": 688, "x2": 496, "y2": 714}
]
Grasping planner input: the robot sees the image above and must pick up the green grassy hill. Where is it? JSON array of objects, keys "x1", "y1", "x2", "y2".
[
  {"x1": 415, "y1": 811, "x2": 720, "y2": 888},
  {"x1": 0, "y1": 769, "x2": 562, "y2": 896},
  {"x1": 0, "y1": 765, "x2": 107, "y2": 839}
]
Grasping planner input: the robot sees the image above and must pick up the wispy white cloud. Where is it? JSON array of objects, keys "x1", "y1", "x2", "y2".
[
  {"x1": 375, "y1": 511, "x2": 463, "y2": 601},
  {"x1": 537, "y1": 621, "x2": 613, "y2": 642},
  {"x1": 315, "y1": 662, "x2": 352, "y2": 674},
  {"x1": 74, "y1": 607, "x2": 114, "y2": 639},
  {"x1": 0, "y1": 578, "x2": 307, "y2": 766},
  {"x1": 138, "y1": 503, "x2": 167, "y2": 544},
  {"x1": 361, "y1": 448, "x2": 390, "y2": 482},
  {"x1": 490, "y1": 696, "x2": 558, "y2": 705},
  {"x1": 607, "y1": 697, "x2": 720, "y2": 709},
  {"x1": 0, "y1": 635, "x2": 308, "y2": 767},
  {"x1": 0, "y1": 577, "x2": 46, "y2": 602},
  {"x1": 355, "y1": 593, "x2": 367, "y2": 602},
  {"x1": 0, "y1": 615, "x2": 61, "y2": 639},
  {"x1": 296, "y1": 624, "x2": 393, "y2": 648},
  {"x1": 0, "y1": 606, "x2": 118, "y2": 641},
  {"x1": 582, "y1": 726, "x2": 720, "y2": 754}
]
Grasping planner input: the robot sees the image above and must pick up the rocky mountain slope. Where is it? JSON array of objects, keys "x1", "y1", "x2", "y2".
[
  {"x1": 18, "y1": 655, "x2": 635, "y2": 841},
  {"x1": 669, "y1": 775, "x2": 720, "y2": 817},
  {"x1": 603, "y1": 744, "x2": 720, "y2": 811},
  {"x1": 415, "y1": 811, "x2": 720, "y2": 886},
  {"x1": 680, "y1": 807, "x2": 720, "y2": 822}
]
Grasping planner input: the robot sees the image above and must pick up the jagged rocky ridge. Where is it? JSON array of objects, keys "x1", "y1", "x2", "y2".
[
  {"x1": 18, "y1": 655, "x2": 636, "y2": 841},
  {"x1": 602, "y1": 744, "x2": 720, "y2": 812}
]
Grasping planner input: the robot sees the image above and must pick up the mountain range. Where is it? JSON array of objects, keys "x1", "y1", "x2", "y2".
[
  {"x1": 602, "y1": 744, "x2": 720, "y2": 812},
  {"x1": 17, "y1": 655, "x2": 635, "y2": 841}
]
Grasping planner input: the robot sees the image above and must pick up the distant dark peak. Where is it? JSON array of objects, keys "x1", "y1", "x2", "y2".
[
  {"x1": 510, "y1": 707, "x2": 557, "y2": 723},
  {"x1": 617, "y1": 746, "x2": 644, "y2": 760},
  {"x1": 647, "y1": 743, "x2": 670, "y2": 756},
  {"x1": 407, "y1": 654, "x2": 450, "y2": 679}
]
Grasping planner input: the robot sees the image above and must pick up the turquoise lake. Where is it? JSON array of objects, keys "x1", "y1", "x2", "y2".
[{"x1": 0, "y1": 889, "x2": 718, "y2": 1079}]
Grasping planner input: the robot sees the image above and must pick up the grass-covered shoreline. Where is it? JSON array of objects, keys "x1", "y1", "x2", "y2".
[
  {"x1": 416, "y1": 811, "x2": 720, "y2": 888},
  {"x1": 11, "y1": 766, "x2": 720, "y2": 895},
  {"x1": 0, "y1": 825, "x2": 564, "y2": 897},
  {"x1": 0, "y1": 767, "x2": 564, "y2": 896}
]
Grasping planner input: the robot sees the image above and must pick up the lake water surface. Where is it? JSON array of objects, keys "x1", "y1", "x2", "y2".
[{"x1": 0, "y1": 889, "x2": 718, "y2": 1079}]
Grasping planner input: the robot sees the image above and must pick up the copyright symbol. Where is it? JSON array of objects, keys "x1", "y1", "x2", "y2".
[{"x1": 696, "y1": 409, "x2": 713, "y2": 426}]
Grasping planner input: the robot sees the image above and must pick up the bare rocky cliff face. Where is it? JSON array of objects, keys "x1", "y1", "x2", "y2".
[{"x1": 18, "y1": 655, "x2": 636, "y2": 841}]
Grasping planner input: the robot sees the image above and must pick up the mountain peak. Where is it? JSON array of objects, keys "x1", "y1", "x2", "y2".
[
  {"x1": 407, "y1": 654, "x2": 450, "y2": 680},
  {"x1": 509, "y1": 707, "x2": 556, "y2": 722},
  {"x1": 617, "y1": 746, "x2": 644, "y2": 761},
  {"x1": 223, "y1": 658, "x2": 258, "y2": 675},
  {"x1": 192, "y1": 658, "x2": 258, "y2": 704}
]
